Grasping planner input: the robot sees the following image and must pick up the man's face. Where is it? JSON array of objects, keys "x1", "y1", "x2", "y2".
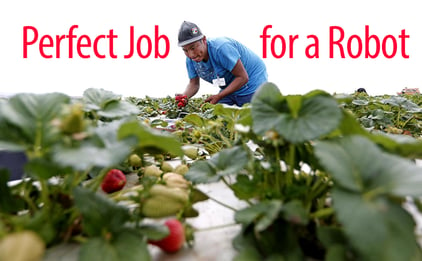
[{"x1": 182, "y1": 38, "x2": 208, "y2": 62}]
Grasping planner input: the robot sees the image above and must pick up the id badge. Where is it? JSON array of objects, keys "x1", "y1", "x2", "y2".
[{"x1": 212, "y1": 77, "x2": 226, "y2": 87}]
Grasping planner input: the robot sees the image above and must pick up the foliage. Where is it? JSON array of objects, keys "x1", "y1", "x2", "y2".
[
  {"x1": 0, "y1": 88, "x2": 201, "y2": 260},
  {"x1": 343, "y1": 92, "x2": 422, "y2": 137},
  {"x1": 2, "y1": 85, "x2": 422, "y2": 260},
  {"x1": 125, "y1": 94, "x2": 213, "y2": 120},
  {"x1": 185, "y1": 83, "x2": 422, "y2": 260}
]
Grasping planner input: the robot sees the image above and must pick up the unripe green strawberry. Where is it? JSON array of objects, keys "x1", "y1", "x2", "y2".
[
  {"x1": 161, "y1": 161, "x2": 174, "y2": 173},
  {"x1": 59, "y1": 103, "x2": 85, "y2": 134},
  {"x1": 149, "y1": 219, "x2": 186, "y2": 253},
  {"x1": 174, "y1": 164, "x2": 189, "y2": 175},
  {"x1": 183, "y1": 146, "x2": 198, "y2": 160},
  {"x1": 0, "y1": 231, "x2": 45, "y2": 261},
  {"x1": 141, "y1": 196, "x2": 184, "y2": 218},
  {"x1": 163, "y1": 172, "x2": 190, "y2": 189},
  {"x1": 192, "y1": 130, "x2": 202, "y2": 139},
  {"x1": 129, "y1": 154, "x2": 142, "y2": 167},
  {"x1": 143, "y1": 165, "x2": 163, "y2": 177},
  {"x1": 149, "y1": 184, "x2": 189, "y2": 204}
]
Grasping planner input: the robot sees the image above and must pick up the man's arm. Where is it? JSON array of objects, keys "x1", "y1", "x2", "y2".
[
  {"x1": 183, "y1": 77, "x2": 200, "y2": 98},
  {"x1": 205, "y1": 59, "x2": 249, "y2": 104}
]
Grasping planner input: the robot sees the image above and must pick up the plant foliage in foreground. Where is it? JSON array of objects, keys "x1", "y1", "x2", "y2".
[
  {"x1": 1, "y1": 84, "x2": 422, "y2": 260},
  {"x1": 185, "y1": 82, "x2": 422, "y2": 261},
  {"x1": 0, "y1": 88, "x2": 201, "y2": 261}
]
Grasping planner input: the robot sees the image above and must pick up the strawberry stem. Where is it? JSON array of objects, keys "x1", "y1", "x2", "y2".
[
  {"x1": 207, "y1": 194, "x2": 238, "y2": 212},
  {"x1": 194, "y1": 222, "x2": 238, "y2": 232}
]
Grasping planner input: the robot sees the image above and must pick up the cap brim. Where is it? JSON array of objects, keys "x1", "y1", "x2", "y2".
[{"x1": 178, "y1": 35, "x2": 204, "y2": 47}]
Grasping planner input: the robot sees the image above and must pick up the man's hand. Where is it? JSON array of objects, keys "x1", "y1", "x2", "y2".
[
  {"x1": 205, "y1": 95, "x2": 221, "y2": 104},
  {"x1": 175, "y1": 94, "x2": 188, "y2": 108}
]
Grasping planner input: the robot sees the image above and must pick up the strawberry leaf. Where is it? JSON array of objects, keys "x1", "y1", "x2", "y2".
[
  {"x1": 251, "y1": 83, "x2": 342, "y2": 143},
  {"x1": 53, "y1": 121, "x2": 134, "y2": 170},
  {"x1": 79, "y1": 231, "x2": 150, "y2": 261},
  {"x1": 185, "y1": 146, "x2": 248, "y2": 184},
  {"x1": 331, "y1": 189, "x2": 422, "y2": 261},
  {"x1": 0, "y1": 170, "x2": 25, "y2": 213},
  {"x1": 73, "y1": 187, "x2": 130, "y2": 236},
  {"x1": 315, "y1": 135, "x2": 422, "y2": 196},
  {"x1": 118, "y1": 120, "x2": 183, "y2": 158},
  {"x1": 0, "y1": 93, "x2": 70, "y2": 153},
  {"x1": 83, "y1": 88, "x2": 139, "y2": 119}
]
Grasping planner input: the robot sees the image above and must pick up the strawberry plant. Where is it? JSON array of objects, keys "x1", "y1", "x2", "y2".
[
  {"x1": 344, "y1": 92, "x2": 422, "y2": 137},
  {"x1": 185, "y1": 82, "x2": 422, "y2": 260},
  {"x1": 171, "y1": 104, "x2": 250, "y2": 155},
  {"x1": 126, "y1": 94, "x2": 213, "y2": 120},
  {"x1": 0, "y1": 88, "x2": 206, "y2": 260}
]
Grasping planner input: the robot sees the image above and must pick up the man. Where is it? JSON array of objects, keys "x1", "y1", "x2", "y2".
[{"x1": 177, "y1": 21, "x2": 268, "y2": 106}]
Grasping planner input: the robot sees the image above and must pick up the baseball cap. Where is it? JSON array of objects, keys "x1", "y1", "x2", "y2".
[{"x1": 178, "y1": 21, "x2": 204, "y2": 47}]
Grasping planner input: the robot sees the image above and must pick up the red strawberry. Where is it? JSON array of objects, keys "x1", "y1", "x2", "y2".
[
  {"x1": 101, "y1": 169, "x2": 126, "y2": 193},
  {"x1": 149, "y1": 219, "x2": 185, "y2": 253}
]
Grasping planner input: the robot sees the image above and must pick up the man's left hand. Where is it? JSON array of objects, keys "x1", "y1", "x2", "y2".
[{"x1": 205, "y1": 95, "x2": 221, "y2": 104}]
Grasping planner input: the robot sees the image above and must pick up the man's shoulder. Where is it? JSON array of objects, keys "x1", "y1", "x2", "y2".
[{"x1": 208, "y1": 37, "x2": 237, "y2": 48}]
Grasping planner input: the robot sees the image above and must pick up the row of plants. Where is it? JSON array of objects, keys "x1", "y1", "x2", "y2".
[
  {"x1": 344, "y1": 91, "x2": 422, "y2": 137},
  {"x1": 0, "y1": 88, "x2": 209, "y2": 260},
  {"x1": 180, "y1": 84, "x2": 422, "y2": 260},
  {"x1": 1, "y1": 84, "x2": 422, "y2": 260}
]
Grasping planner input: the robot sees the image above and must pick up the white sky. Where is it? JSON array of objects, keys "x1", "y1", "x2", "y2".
[{"x1": 1, "y1": 0, "x2": 421, "y2": 98}]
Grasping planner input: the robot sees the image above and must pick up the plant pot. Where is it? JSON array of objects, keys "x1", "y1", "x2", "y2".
[{"x1": 0, "y1": 150, "x2": 27, "y2": 181}]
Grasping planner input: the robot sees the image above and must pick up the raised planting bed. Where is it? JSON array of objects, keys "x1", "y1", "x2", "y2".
[{"x1": 2, "y1": 84, "x2": 422, "y2": 261}]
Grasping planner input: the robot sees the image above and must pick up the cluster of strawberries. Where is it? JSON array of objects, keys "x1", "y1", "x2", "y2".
[
  {"x1": 175, "y1": 95, "x2": 188, "y2": 108},
  {"x1": 101, "y1": 169, "x2": 186, "y2": 253}
]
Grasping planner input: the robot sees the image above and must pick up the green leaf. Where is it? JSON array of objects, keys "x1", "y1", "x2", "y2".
[
  {"x1": 0, "y1": 169, "x2": 25, "y2": 213},
  {"x1": 231, "y1": 174, "x2": 259, "y2": 200},
  {"x1": 183, "y1": 113, "x2": 208, "y2": 128},
  {"x1": 233, "y1": 248, "x2": 263, "y2": 261},
  {"x1": 97, "y1": 100, "x2": 140, "y2": 119},
  {"x1": 282, "y1": 200, "x2": 309, "y2": 225},
  {"x1": 315, "y1": 135, "x2": 422, "y2": 197},
  {"x1": 73, "y1": 187, "x2": 131, "y2": 236},
  {"x1": 235, "y1": 200, "x2": 283, "y2": 232},
  {"x1": 53, "y1": 121, "x2": 134, "y2": 170},
  {"x1": 251, "y1": 83, "x2": 342, "y2": 143},
  {"x1": 118, "y1": 120, "x2": 183, "y2": 157},
  {"x1": 352, "y1": 99, "x2": 369, "y2": 106},
  {"x1": 325, "y1": 245, "x2": 351, "y2": 261},
  {"x1": 338, "y1": 110, "x2": 369, "y2": 136},
  {"x1": 53, "y1": 143, "x2": 132, "y2": 170},
  {"x1": 79, "y1": 231, "x2": 150, "y2": 261},
  {"x1": 332, "y1": 189, "x2": 422, "y2": 261},
  {"x1": 232, "y1": 228, "x2": 263, "y2": 260},
  {"x1": 137, "y1": 223, "x2": 169, "y2": 241},
  {"x1": 83, "y1": 88, "x2": 139, "y2": 119},
  {"x1": 213, "y1": 104, "x2": 251, "y2": 131},
  {"x1": 24, "y1": 158, "x2": 70, "y2": 180},
  {"x1": 250, "y1": 82, "x2": 286, "y2": 134},
  {"x1": 190, "y1": 187, "x2": 210, "y2": 203},
  {"x1": 369, "y1": 132, "x2": 422, "y2": 159},
  {"x1": 83, "y1": 88, "x2": 121, "y2": 111},
  {"x1": 0, "y1": 93, "x2": 70, "y2": 152},
  {"x1": 184, "y1": 160, "x2": 218, "y2": 183},
  {"x1": 381, "y1": 96, "x2": 421, "y2": 112},
  {"x1": 316, "y1": 226, "x2": 347, "y2": 248},
  {"x1": 185, "y1": 146, "x2": 248, "y2": 184}
]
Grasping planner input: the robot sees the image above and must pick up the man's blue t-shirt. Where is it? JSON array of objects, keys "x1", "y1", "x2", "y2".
[{"x1": 186, "y1": 37, "x2": 267, "y2": 96}]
